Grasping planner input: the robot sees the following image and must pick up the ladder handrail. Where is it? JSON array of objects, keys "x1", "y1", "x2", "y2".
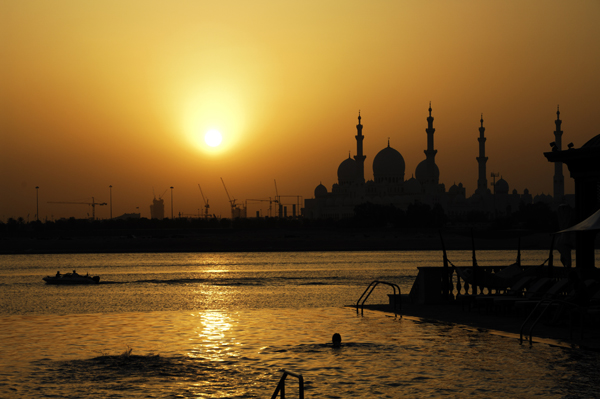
[
  {"x1": 271, "y1": 369, "x2": 304, "y2": 399},
  {"x1": 519, "y1": 298, "x2": 584, "y2": 345},
  {"x1": 356, "y1": 280, "x2": 401, "y2": 318}
]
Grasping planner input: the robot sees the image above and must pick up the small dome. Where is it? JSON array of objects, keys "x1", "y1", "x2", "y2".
[
  {"x1": 337, "y1": 156, "x2": 357, "y2": 185},
  {"x1": 373, "y1": 144, "x2": 405, "y2": 183},
  {"x1": 448, "y1": 183, "x2": 459, "y2": 196},
  {"x1": 495, "y1": 178, "x2": 509, "y2": 194},
  {"x1": 415, "y1": 159, "x2": 440, "y2": 185},
  {"x1": 314, "y1": 183, "x2": 327, "y2": 198},
  {"x1": 404, "y1": 176, "x2": 422, "y2": 194},
  {"x1": 512, "y1": 189, "x2": 518, "y2": 195}
]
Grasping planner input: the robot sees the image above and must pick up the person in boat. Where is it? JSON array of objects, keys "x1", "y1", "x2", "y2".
[
  {"x1": 56, "y1": 271, "x2": 61, "y2": 278},
  {"x1": 72, "y1": 270, "x2": 79, "y2": 277},
  {"x1": 332, "y1": 333, "x2": 342, "y2": 348}
]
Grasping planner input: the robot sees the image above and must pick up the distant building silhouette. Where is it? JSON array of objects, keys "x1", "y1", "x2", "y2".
[
  {"x1": 150, "y1": 197, "x2": 165, "y2": 220},
  {"x1": 475, "y1": 114, "x2": 490, "y2": 196},
  {"x1": 553, "y1": 106, "x2": 565, "y2": 203},
  {"x1": 113, "y1": 213, "x2": 141, "y2": 220},
  {"x1": 305, "y1": 105, "x2": 571, "y2": 219}
]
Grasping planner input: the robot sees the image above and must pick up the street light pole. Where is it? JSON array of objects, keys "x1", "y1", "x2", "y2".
[
  {"x1": 35, "y1": 186, "x2": 39, "y2": 222},
  {"x1": 109, "y1": 185, "x2": 113, "y2": 219},
  {"x1": 170, "y1": 186, "x2": 174, "y2": 219}
]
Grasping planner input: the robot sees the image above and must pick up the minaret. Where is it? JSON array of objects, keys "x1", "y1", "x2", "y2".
[
  {"x1": 476, "y1": 114, "x2": 488, "y2": 194},
  {"x1": 354, "y1": 111, "x2": 366, "y2": 183},
  {"x1": 424, "y1": 102, "x2": 438, "y2": 167},
  {"x1": 553, "y1": 106, "x2": 564, "y2": 202}
]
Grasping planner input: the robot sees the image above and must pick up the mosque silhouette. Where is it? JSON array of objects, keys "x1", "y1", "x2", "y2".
[{"x1": 304, "y1": 104, "x2": 570, "y2": 219}]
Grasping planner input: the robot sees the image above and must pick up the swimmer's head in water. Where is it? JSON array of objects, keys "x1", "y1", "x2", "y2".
[{"x1": 332, "y1": 333, "x2": 342, "y2": 347}]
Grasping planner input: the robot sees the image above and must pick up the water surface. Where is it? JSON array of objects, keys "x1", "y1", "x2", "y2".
[{"x1": 1, "y1": 250, "x2": 599, "y2": 397}]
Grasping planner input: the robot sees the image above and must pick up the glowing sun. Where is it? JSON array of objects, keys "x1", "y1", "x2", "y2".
[{"x1": 204, "y1": 129, "x2": 222, "y2": 147}]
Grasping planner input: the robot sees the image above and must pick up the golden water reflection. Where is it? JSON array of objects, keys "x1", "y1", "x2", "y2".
[{"x1": 188, "y1": 310, "x2": 239, "y2": 362}]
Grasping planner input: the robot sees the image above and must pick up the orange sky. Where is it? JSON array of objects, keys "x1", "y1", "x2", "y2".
[{"x1": 1, "y1": 1, "x2": 599, "y2": 221}]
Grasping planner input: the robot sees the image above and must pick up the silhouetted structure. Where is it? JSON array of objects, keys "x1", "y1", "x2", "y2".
[
  {"x1": 552, "y1": 107, "x2": 565, "y2": 203},
  {"x1": 545, "y1": 133, "x2": 600, "y2": 269},
  {"x1": 150, "y1": 197, "x2": 165, "y2": 220},
  {"x1": 475, "y1": 115, "x2": 490, "y2": 195},
  {"x1": 304, "y1": 105, "x2": 548, "y2": 219},
  {"x1": 113, "y1": 213, "x2": 141, "y2": 221}
]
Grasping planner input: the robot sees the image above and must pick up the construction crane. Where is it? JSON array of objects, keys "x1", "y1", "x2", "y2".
[
  {"x1": 221, "y1": 177, "x2": 237, "y2": 219},
  {"x1": 47, "y1": 197, "x2": 107, "y2": 220},
  {"x1": 245, "y1": 198, "x2": 272, "y2": 217},
  {"x1": 153, "y1": 188, "x2": 168, "y2": 200},
  {"x1": 273, "y1": 180, "x2": 303, "y2": 218},
  {"x1": 198, "y1": 184, "x2": 210, "y2": 218},
  {"x1": 274, "y1": 179, "x2": 280, "y2": 217},
  {"x1": 277, "y1": 195, "x2": 304, "y2": 218},
  {"x1": 221, "y1": 177, "x2": 246, "y2": 219},
  {"x1": 221, "y1": 177, "x2": 236, "y2": 212}
]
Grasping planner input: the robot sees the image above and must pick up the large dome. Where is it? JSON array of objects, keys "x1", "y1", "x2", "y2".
[
  {"x1": 415, "y1": 159, "x2": 440, "y2": 185},
  {"x1": 337, "y1": 156, "x2": 357, "y2": 185},
  {"x1": 582, "y1": 134, "x2": 600, "y2": 148},
  {"x1": 495, "y1": 178, "x2": 509, "y2": 194},
  {"x1": 373, "y1": 144, "x2": 405, "y2": 183}
]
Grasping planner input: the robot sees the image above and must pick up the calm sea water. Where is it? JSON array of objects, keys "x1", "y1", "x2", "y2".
[{"x1": 1, "y1": 250, "x2": 599, "y2": 398}]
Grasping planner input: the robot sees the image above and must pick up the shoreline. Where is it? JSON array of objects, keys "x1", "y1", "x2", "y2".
[{"x1": 0, "y1": 228, "x2": 557, "y2": 255}]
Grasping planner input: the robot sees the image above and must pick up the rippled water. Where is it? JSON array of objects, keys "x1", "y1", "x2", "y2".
[{"x1": 1, "y1": 250, "x2": 599, "y2": 398}]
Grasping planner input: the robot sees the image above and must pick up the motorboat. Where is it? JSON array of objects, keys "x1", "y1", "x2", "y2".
[{"x1": 43, "y1": 273, "x2": 100, "y2": 285}]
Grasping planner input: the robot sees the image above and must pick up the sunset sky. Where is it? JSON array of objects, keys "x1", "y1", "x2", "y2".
[{"x1": 2, "y1": 1, "x2": 599, "y2": 221}]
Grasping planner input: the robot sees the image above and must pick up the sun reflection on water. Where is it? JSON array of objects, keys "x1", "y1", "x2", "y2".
[{"x1": 188, "y1": 311, "x2": 238, "y2": 361}]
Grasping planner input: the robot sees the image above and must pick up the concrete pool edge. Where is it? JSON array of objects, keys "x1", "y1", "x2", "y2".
[{"x1": 349, "y1": 303, "x2": 600, "y2": 351}]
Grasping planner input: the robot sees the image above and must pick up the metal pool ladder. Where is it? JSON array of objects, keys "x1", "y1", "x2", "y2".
[
  {"x1": 271, "y1": 369, "x2": 304, "y2": 399},
  {"x1": 519, "y1": 299, "x2": 584, "y2": 345},
  {"x1": 356, "y1": 280, "x2": 402, "y2": 318}
]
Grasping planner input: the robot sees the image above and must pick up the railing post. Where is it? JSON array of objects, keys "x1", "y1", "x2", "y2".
[
  {"x1": 271, "y1": 370, "x2": 304, "y2": 399},
  {"x1": 439, "y1": 231, "x2": 450, "y2": 301},
  {"x1": 471, "y1": 228, "x2": 478, "y2": 297}
]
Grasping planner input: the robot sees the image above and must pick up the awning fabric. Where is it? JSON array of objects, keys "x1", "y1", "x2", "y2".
[{"x1": 556, "y1": 208, "x2": 600, "y2": 233}]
